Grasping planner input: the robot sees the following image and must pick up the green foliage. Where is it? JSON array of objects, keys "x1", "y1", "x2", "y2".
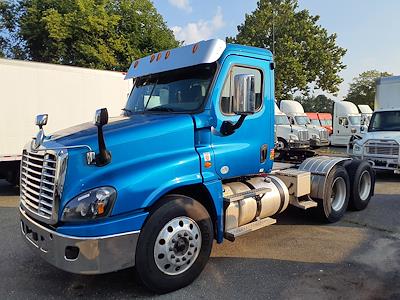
[
  {"x1": 1, "y1": 0, "x2": 179, "y2": 70},
  {"x1": 295, "y1": 94, "x2": 333, "y2": 113},
  {"x1": 345, "y1": 70, "x2": 393, "y2": 107},
  {"x1": 228, "y1": 0, "x2": 347, "y2": 100},
  {"x1": 0, "y1": 0, "x2": 14, "y2": 57}
]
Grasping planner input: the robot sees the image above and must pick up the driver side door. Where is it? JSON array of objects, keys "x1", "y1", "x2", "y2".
[{"x1": 209, "y1": 55, "x2": 273, "y2": 179}]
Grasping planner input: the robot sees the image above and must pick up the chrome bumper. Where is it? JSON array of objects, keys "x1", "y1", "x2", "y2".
[
  {"x1": 20, "y1": 207, "x2": 140, "y2": 274},
  {"x1": 351, "y1": 154, "x2": 400, "y2": 172},
  {"x1": 310, "y1": 139, "x2": 329, "y2": 147},
  {"x1": 288, "y1": 140, "x2": 310, "y2": 149}
]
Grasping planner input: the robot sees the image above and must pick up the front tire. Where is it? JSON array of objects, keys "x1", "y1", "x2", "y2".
[{"x1": 135, "y1": 195, "x2": 213, "y2": 294}]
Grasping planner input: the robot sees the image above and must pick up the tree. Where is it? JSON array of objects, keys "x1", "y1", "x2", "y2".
[
  {"x1": 296, "y1": 94, "x2": 333, "y2": 113},
  {"x1": 228, "y1": 0, "x2": 347, "y2": 100},
  {"x1": 345, "y1": 70, "x2": 393, "y2": 108},
  {"x1": 0, "y1": 0, "x2": 179, "y2": 70}
]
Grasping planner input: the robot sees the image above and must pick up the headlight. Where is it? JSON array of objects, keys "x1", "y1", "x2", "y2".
[
  {"x1": 353, "y1": 144, "x2": 362, "y2": 153},
  {"x1": 61, "y1": 187, "x2": 117, "y2": 222},
  {"x1": 289, "y1": 134, "x2": 299, "y2": 141}
]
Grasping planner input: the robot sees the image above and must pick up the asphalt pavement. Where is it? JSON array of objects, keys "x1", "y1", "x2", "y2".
[{"x1": 0, "y1": 171, "x2": 399, "y2": 299}]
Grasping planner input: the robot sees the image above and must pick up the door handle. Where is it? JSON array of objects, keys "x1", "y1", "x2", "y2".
[{"x1": 260, "y1": 144, "x2": 268, "y2": 163}]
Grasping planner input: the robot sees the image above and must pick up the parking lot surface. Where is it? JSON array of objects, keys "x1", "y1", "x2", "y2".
[{"x1": 0, "y1": 171, "x2": 399, "y2": 299}]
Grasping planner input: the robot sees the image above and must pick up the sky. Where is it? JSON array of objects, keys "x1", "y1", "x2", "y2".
[{"x1": 153, "y1": 0, "x2": 400, "y2": 99}]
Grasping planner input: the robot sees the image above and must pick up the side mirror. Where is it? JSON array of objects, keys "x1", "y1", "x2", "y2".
[
  {"x1": 94, "y1": 108, "x2": 108, "y2": 126},
  {"x1": 36, "y1": 114, "x2": 48, "y2": 129},
  {"x1": 219, "y1": 74, "x2": 257, "y2": 136},
  {"x1": 232, "y1": 74, "x2": 256, "y2": 115},
  {"x1": 92, "y1": 108, "x2": 111, "y2": 166}
]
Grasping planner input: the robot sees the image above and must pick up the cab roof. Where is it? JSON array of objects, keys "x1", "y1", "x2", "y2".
[{"x1": 125, "y1": 39, "x2": 272, "y2": 79}]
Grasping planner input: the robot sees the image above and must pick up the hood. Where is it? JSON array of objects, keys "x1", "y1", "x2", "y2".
[
  {"x1": 306, "y1": 124, "x2": 325, "y2": 132},
  {"x1": 49, "y1": 114, "x2": 193, "y2": 149},
  {"x1": 362, "y1": 130, "x2": 400, "y2": 141},
  {"x1": 44, "y1": 113, "x2": 198, "y2": 213}
]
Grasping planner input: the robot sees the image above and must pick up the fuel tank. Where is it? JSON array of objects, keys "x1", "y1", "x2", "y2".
[{"x1": 223, "y1": 176, "x2": 289, "y2": 231}]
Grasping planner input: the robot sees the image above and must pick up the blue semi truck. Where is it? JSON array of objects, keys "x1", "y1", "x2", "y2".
[{"x1": 19, "y1": 39, "x2": 375, "y2": 293}]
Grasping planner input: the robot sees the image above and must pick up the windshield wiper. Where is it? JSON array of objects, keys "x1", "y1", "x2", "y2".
[
  {"x1": 121, "y1": 108, "x2": 133, "y2": 114},
  {"x1": 147, "y1": 106, "x2": 174, "y2": 112}
]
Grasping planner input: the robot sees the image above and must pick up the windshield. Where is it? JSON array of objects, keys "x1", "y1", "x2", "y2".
[
  {"x1": 124, "y1": 63, "x2": 217, "y2": 114},
  {"x1": 349, "y1": 115, "x2": 361, "y2": 125},
  {"x1": 369, "y1": 111, "x2": 400, "y2": 132},
  {"x1": 275, "y1": 115, "x2": 290, "y2": 125},
  {"x1": 295, "y1": 116, "x2": 310, "y2": 125},
  {"x1": 320, "y1": 119, "x2": 332, "y2": 126},
  {"x1": 310, "y1": 119, "x2": 320, "y2": 126}
]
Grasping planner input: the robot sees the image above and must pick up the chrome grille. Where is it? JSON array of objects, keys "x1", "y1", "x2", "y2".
[
  {"x1": 365, "y1": 141, "x2": 399, "y2": 156},
  {"x1": 319, "y1": 130, "x2": 328, "y2": 140},
  {"x1": 20, "y1": 150, "x2": 57, "y2": 221},
  {"x1": 298, "y1": 130, "x2": 309, "y2": 141}
]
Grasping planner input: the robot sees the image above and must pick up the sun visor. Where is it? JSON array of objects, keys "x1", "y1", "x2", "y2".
[{"x1": 125, "y1": 39, "x2": 226, "y2": 80}]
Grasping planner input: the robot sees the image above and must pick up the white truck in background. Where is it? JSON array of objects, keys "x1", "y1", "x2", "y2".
[
  {"x1": 330, "y1": 101, "x2": 365, "y2": 146},
  {"x1": 358, "y1": 104, "x2": 373, "y2": 127},
  {"x1": 274, "y1": 103, "x2": 309, "y2": 151},
  {"x1": 0, "y1": 58, "x2": 132, "y2": 184},
  {"x1": 350, "y1": 76, "x2": 400, "y2": 173},
  {"x1": 280, "y1": 100, "x2": 329, "y2": 148}
]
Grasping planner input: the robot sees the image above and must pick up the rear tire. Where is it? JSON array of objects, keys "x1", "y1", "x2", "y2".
[
  {"x1": 314, "y1": 166, "x2": 350, "y2": 223},
  {"x1": 135, "y1": 195, "x2": 213, "y2": 294},
  {"x1": 346, "y1": 160, "x2": 374, "y2": 211}
]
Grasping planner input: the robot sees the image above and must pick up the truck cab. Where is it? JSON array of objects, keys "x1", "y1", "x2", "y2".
[
  {"x1": 317, "y1": 113, "x2": 333, "y2": 135},
  {"x1": 331, "y1": 101, "x2": 365, "y2": 146},
  {"x1": 306, "y1": 112, "x2": 333, "y2": 135},
  {"x1": 358, "y1": 104, "x2": 373, "y2": 127},
  {"x1": 351, "y1": 76, "x2": 400, "y2": 173},
  {"x1": 280, "y1": 100, "x2": 329, "y2": 148},
  {"x1": 19, "y1": 39, "x2": 375, "y2": 293},
  {"x1": 275, "y1": 104, "x2": 309, "y2": 150}
]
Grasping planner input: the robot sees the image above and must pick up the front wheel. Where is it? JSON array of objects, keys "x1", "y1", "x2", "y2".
[{"x1": 135, "y1": 195, "x2": 213, "y2": 294}]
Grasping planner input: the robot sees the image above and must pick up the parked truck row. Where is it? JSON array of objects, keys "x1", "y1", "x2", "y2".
[
  {"x1": 18, "y1": 39, "x2": 375, "y2": 293},
  {"x1": 274, "y1": 99, "x2": 374, "y2": 153},
  {"x1": 350, "y1": 76, "x2": 400, "y2": 173}
]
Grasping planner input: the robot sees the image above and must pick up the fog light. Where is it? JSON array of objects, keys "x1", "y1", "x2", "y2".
[{"x1": 65, "y1": 246, "x2": 79, "y2": 260}]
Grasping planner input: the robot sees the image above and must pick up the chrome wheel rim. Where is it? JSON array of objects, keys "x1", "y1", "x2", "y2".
[
  {"x1": 276, "y1": 140, "x2": 285, "y2": 150},
  {"x1": 154, "y1": 216, "x2": 201, "y2": 275},
  {"x1": 358, "y1": 170, "x2": 372, "y2": 201},
  {"x1": 330, "y1": 177, "x2": 346, "y2": 211}
]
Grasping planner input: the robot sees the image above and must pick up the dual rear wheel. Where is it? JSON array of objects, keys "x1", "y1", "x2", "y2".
[{"x1": 315, "y1": 160, "x2": 374, "y2": 223}]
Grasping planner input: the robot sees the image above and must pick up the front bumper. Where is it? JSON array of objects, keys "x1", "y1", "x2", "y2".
[
  {"x1": 288, "y1": 140, "x2": 310, "y2": 149},
  {"x1": 20, "y1": 207, "x2": 140, "y2": 274},
  {"x1": 310, "y1": 139, "x2": 329, "y2": 147},
  {"x1": 351, "y1": 154, "x2": 400, "y2": 172}
]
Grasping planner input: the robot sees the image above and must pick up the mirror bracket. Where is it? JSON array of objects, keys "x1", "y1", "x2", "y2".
[
  {"x1": 93, "y1": 108, "x2": 111, "y2": 166},
  {"x1": 220, "y1": 113, "x2": 250, "y2": 136}
]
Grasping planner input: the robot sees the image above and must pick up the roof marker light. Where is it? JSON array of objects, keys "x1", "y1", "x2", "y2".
[
  {"x1": 150, "y1": 54, "x2": 155, "y2": 63},
  {"x1": 192, "y1": 43, "x2": 199, "y2": 54},
  {"x1": 165, "y1": 50, "x2": 170, "y2": 59},
  {"x1": 133, "y1": 60, "x2": 139, "y2": 68},
  {"x1": 156, "y1": 52, "x2": 162, "y2": 61}
]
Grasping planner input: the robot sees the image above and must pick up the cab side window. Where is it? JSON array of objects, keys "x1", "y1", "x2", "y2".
[
  {"x1": 338, "y1": 117, "x2": 349, "y2": 126},
  {"x1": 220, "y1": 66, "x2": 263, "y2": 115}
]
